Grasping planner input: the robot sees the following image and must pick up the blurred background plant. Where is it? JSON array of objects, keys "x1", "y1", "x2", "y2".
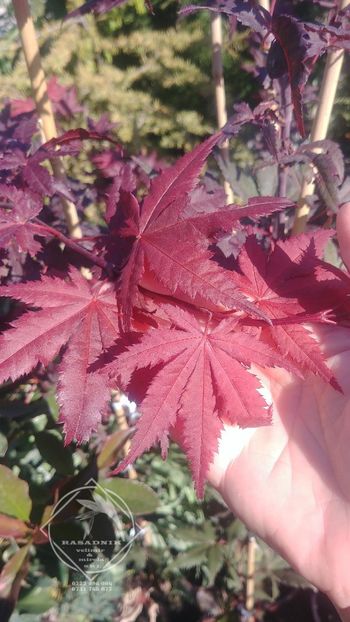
[
  {"x1": 0, "y1": 0, "x2": 255, "y2": 152},
  {"x1": 0, "y1": 379, "x2": 330, "y2": 622}
]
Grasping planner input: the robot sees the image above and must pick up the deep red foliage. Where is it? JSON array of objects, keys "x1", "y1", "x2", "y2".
[
  {"x1": 0, "y1": 270, "x2": 120, "y2": 443},
  {"x1": 109, "y1": 304, "x2": 301, "y2": 496},
  {"x1": 1, "y1": 3, "x2": 350, "y2": 495},
  {"x1": 114, "y1": 133, "x2": 293, "y2": 326},
  {"x1": 0, "y1": 119, "x2": 348, "y2": 493},
  {"x1": 10, "y1": 77, "x2": 84, "y2": 120}
]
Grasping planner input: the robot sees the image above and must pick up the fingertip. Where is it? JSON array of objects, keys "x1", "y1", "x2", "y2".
[{"x1": 336, "y1": 203, "x2": 350, "y2": 272}]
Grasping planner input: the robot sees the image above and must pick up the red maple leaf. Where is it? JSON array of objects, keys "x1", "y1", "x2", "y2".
[
  {"x1": 0, "y1": 185, "x2": 44, "y2": 256},
  {"x1": 0, "y1": 269, "x2": 120, "y2": 442},
  {"x1": 109, "y1": 303, "x2": 299, "y2": 497},
  {"x1": 233, "y1": 233, "x2": 340, "y2": 386},
  {"x1": 116, "y1": 133, "x2": 294, "y2": 325}
]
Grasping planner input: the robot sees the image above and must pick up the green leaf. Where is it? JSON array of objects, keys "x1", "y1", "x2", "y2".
[
  {"x1": 0, "y1": 465, "x2": 32, "y2": 521},
  {"x1": 44, "y1": 391, "x2": 59, "y2": 420},
  {"x1": 31, "y1": 414, "x2": 48, "y2": 432},
  {"x1": 274, "y1": 567, "x2": 314, "y2": 589},
  {"x1": 172, "y1": 544, "x2": 209, "y2": 570},
  {"x1": 206, "y1": 545, "x2": 224, "y2": 586},
  {"x1": 175, "y1": 522, "x2": 216, "y2": 546},
  {"x1": 18, "y1": 578, "x2": 58, "y2": 614},
  {"x1": 35, "y1": 430, "x2": 75, "y2": 475},
  {"x1": 101, "y1": 478, "x2": 159, "y2": 515},
  {"x1": 226, "y1": 564, "x2": 243, "y2": 592},
  {"x1": 226, "y1": 519, "x2": 248, "y2": 541}
]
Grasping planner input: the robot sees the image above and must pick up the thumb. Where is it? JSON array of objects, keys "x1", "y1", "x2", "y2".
[{"x1": 337, "y1": 203, "x2": 350, "y2": 271}]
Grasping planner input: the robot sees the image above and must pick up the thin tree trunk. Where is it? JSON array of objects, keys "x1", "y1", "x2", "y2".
[
  {"x1": 211, "y1": 13, "x2": 234, "y2": 204},
  {"x1": 12, "y1": 0, "x2": 82, "y2": 239},
  {"x1": 292, "y1": 0, "x2": 349, "y2": 235}
]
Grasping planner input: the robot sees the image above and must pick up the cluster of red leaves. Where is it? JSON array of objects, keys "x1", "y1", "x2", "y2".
[{"x1": 0, "y1": 123, "x2": 349, "y2": 495}]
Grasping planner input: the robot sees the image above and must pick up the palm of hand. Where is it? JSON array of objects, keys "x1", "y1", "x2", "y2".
[{"x1": 209, "y1": 326, "x2": 350, "y2": 608}]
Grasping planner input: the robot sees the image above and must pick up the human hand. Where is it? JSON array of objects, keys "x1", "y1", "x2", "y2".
[{"x1": 209, "y1": 203, "x2": 350, "y2": 620}]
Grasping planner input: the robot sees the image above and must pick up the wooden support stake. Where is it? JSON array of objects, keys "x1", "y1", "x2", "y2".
[
  {"x1": 114, "y1": 405, "x2": 138, "y2": 481},
  {"x1": 246, "y1": 535, "x2": 256, "y2": 620},
  {"x1": 292, "y1": 0, "x2": 349, "y2": 235},
  {"x1": 12, "y1": 0, "x2": 82, "y2": 239},
  {"x1": 115, "y1": 404, "x2": 153, "y2": 546},
  {"x1": 211, "y1": 13, "x2": 235, "y2": 205}
]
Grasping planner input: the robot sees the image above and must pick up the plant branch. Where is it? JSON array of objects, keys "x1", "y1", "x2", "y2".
[
  {"x1": 34, "y1": 220, "x2": 109, "y2": 272},
  {"x1": 292, "y1": 0, "x2": 350, "y2": 235},
  {"x1": 211, "y1": 13, "x2": 234, "y2": 205},
  {"x1": 278, "y1": 82, "x2": 293, "y2": 198},
  {"x1": 274, "y1": 79, "x2": 292, "y2": 238},
  {"x1": 12, "y1": 0, "x2": 82, "y2": 239}
]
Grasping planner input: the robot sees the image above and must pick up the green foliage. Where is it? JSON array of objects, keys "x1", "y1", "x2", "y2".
[
  {"x1": 35, "y1": 430, "x2": 75, "y2": 476},
  {"x1": 0, "y1": 465, "x2": 32, "y2": 521},
  {"x1": 0, "y1": 1, "x2": 253, "y2": 154},
  {"x1": 17, "y1": 577, "x2": 59, "y2": 614},
  {"x1": 0, "y1": 379, "x2": 309, "y2": 620},
  {"x1": 101, "y1": 477, "x2": 160, "y2": 514}
]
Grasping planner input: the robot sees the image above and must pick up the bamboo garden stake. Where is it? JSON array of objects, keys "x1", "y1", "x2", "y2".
[
  {"x1": 114, "y1": 402, "x2": 138, "y2": 481},
  {"x1": 12, "y1": 0, "x2": 82, "y2": 239},
  {"x1": 211, "y1": 13, "x2": 235, "y2": 205},
  {"x1": 292, "y1": 0, "x2": 350, "y2": 235},
  {"x1": 245, "y1": 535, "x2": 257, "y2": 620},
  {"x1": 114, "y1": 402, "x2": 153, "y2": 546}
]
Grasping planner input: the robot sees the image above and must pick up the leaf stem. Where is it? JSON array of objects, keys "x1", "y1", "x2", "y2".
[
  {"x1": 34, "y1": 220, "x2": 110, "y2": 273},
  {"x1": 210, "y1": 13, "x2": 234, "y2": 205},
  {"x1": 12, "y1": 0, "x2": 82, "y2": 239},
  {"x1": 292, "y1": 0, "x2": 350, "y2": 235},
  {"x1": 278, "y1": 81, "x2": 293, "y2": 198}
]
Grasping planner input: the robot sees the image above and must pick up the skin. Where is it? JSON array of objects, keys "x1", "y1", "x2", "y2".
[{"x1": 208, "y1": 203, "x2": 350, "y2": 620}]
